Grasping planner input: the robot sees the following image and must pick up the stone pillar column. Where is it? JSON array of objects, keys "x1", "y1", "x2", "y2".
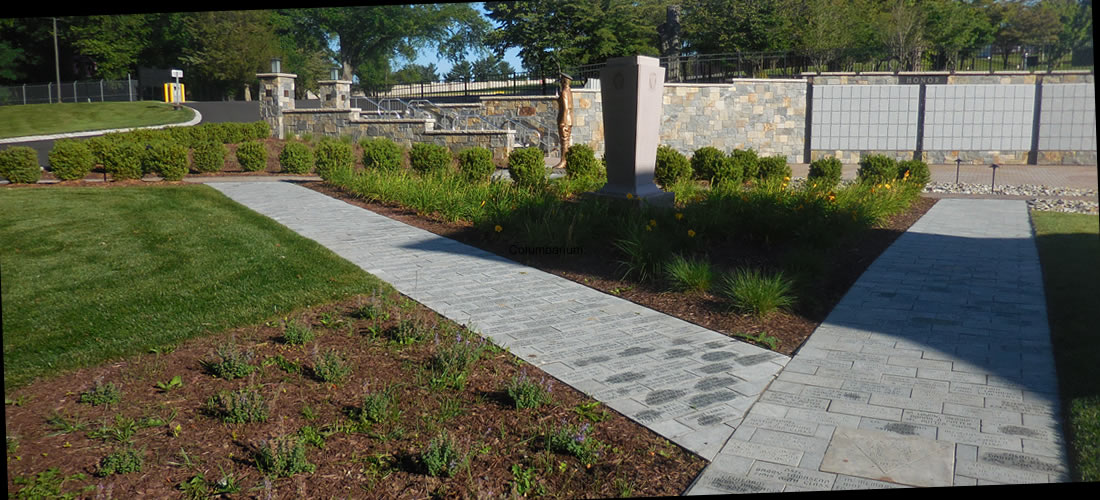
[
  {"x1": 318, "y1": 80, "x2": 352, "y2": 109},
  {"x1": 257, "y1": 72, "x2": 296, "y2": 139},
  {"x1": 595, "y1": 56, "x2": 672, "y2": 205}
]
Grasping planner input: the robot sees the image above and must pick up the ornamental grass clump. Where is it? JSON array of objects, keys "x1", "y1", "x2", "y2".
[
  {"x1": 409, "y1": 143, "x2": 453, "y2": 174},
  {"x1": 314, "y1": 138, "x2": 354, "y2": 180},
  {"x1": 0, "y1": 146, "x2": 42, "y2": 183},
  {"x1": 48, "y1": 139, "x2": 95, "y2": 181},
  {"x1": 721, "y1": 267, "x2": 796, "y2": 318},
  {"x1": 235, "y1": 141, "x2": 268, "y2": 172},
  {"x1": 508, "y1": 147, "x2": 546, "y2": 189},
  {"x1": 279, "y1": 141, "x2": 314, "y2": 174},
  {"x1": 565, "y1": 144, "x2": 602, "y2": 180},
  {"x1": 142, "y1": 140, "x2": 189, "y2": 181},
  {"x1": 663, "y1": 254, "x2": 714, "y2": 293},
  {"x1": 808, "y1": 156, "x2": 843, "y2": 190},
  {"x1": 857, "y1": 154, "x2": 898, "y2": 185},
  {"x1": 360, "y1": 137, "x2": 403, "y2": 171},
  {"x1": 654, "y1": 145, "x2": 692, "y2": 187},
  {"x1": 458, "y1": 146, "x2": 495, "y2": 183}
]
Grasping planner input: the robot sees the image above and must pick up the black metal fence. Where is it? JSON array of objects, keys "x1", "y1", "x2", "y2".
[{"x1": 0, "y1": 79, "x2": 140, "y2": 106}]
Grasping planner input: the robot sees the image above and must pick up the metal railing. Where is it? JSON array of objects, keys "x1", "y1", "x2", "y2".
[{"x1": 0, "y1": 78, "x2": 140, "y2": 106}]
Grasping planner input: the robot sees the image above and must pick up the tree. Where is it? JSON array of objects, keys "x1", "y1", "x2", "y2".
[
  {"x1": 445, "y1": 60, "x2": 474, "y2": 82},
  {"x1": 922, "y1": 0, "x2": 994, "y2": 71},
  {"x1": 1044, "y1": 0, "x2": 1093, "y2": 69},
  {"x1": 270, "y1": 9, "x2": 335, "y2": 99},
  {"x1": 878, "y1": 0, "x2": 927, "y2": 71},
  {"x1": 472, "y1": 54, "x2": 514, "y2": 81},
  {"x1": 180, "y1": 10, "x2": 281, "y2": 100},
  {"x1": 67, "y1": 14, "x2": 151, "y2": 80},
  {"x1": 681, "y1": 0, "x2": 795, "y2": 54},
  {"x1": 394, "y1": 63, "x2": 439, "y2": 84}
]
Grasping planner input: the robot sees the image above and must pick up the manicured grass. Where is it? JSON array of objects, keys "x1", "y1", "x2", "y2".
[
  {"x1": 1031, "y1": 211, "x2": 1100, "y2": 482},
  {"x1": 0, "y1": 101, "x2": 194, "y2": 138},
  {"x1": 0, "y1": 185, "x2": 381, "y2": 391}
]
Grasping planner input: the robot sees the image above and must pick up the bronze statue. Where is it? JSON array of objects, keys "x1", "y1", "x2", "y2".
[{"x1": 554, "y1": 72, "x2": 573, "y2": 169}]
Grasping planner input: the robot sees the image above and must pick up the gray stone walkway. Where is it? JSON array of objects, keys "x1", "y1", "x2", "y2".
[
  {"x1": 206, "y1": 181, "x2": 1070, "y2": 492},
  {"x1": 206, "y1": 180, "x2": 789, "y2": 461},
  {"x1": 689, "y1": 198, "x2": 1069, "y2": 493}
]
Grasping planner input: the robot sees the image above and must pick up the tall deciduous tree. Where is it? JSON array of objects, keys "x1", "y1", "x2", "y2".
[
  {"x1": 472, "y1": 54, "x2": 515, "y2": 81},
  {"x1": 878, "y1": 0, "x2": 927, "y2": 71},
  {"x1": 681, "y1": 0, "x2": 795, "y2": 54},
  {"x1": 180, "y1": 10, "x2": 281, "y2": 100},
  {"x1": 921, "y1": 0, "x2": 994, "y2": 71},
  {"x1": 67, "y1": 14, "x2": 151, "y2": 80}
]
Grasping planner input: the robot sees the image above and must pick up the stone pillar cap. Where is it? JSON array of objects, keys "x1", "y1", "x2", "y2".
[
  {"x1": 605, "y1": 55, "x2": 661, "y2": 67},
  {"x1": 318, "y1": 80, "x2": 353, "y2": 84},
  {"x1": 256, "y1": 73, "x2": 298, "y2": 78}
]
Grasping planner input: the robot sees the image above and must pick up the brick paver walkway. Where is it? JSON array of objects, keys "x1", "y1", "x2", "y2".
[{"x1": 206, "y1": 181, "x2": 1070, "y2": 492}]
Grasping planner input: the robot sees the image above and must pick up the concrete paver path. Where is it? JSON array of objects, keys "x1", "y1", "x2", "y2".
[{"x1": 206, "y1": 181, "x2": 1069, "y2": 492}]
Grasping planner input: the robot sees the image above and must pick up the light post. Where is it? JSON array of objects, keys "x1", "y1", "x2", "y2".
[
  {"x1": 52, "y1": 17, "x2": 61, "y2": 103},
  {"x1": 955, "y1": 157, "x2": 962, "y2": 184},
  {"x1": 990, "y1": 163, "x2": 999, "y2": 193}
]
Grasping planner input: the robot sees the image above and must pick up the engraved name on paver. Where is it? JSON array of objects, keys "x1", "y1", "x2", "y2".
[
  {"x1": 986, "y1": 399, "x2": 1055, "y2": 416},
  {"x1": 709, "y1": 474, "x2": 782, "y2": 493},
  {"x1": 635, "y1": 409, "x2": 663, "y2": 423},
  {"x1": 980, "y1": 451, "x2": 1065, "y2": 473},
  {"x1": 803, "y1": 386, "x2": 868, "y2": 402},
  {"x1": 689, "y1": 391, "x2": 740, "y2": 408},
  {"x1": 938, "y1": 427, "x2": 1022, "y2": 449},
  {"x1": 760, "y1": 391, "x2": 831, "y2": 410},
  {"x1": 573, "y1": 355, "x2": 611, "y2": 367},
  {"x1": 750, "y1": 462, "x2": 835, "y2": 489},
  {"x1": 902, "y1": 409, "x2": 981, "y2": 430},
  {"x1": 881, "y1": 423, "x2": 920, "y2": 436},
  {"x1": 696, "y1": 376, "x2": 742, "y2": 391},
  {"x1": 816, "y1": 367, "x2": 882, "y2": 383},
  {"x1": 702, "y1": 351, "x2": 738, "y2": 362},
  {"x1": 698, "y1": 363, "x2": 736, "y2": 374},
  {"x1": 950, "y1": 383, "x2": 1024, "y2": 401},
  {"x1": 840, "y1": 380, "x2": 912, "y2": 397},
  {"x1": 955, "y1": 461, "x2": 1049, "y2": 484},
  {"x1": 742, "y1": 415, "x2": 817, "y2": 436},
  {"x1": 605, "y1": 372, "x2": 647, "y2": 384},
  {"x1": 832, "y1": 475, "x2": 907, "y2": 490},
  {"x1": 645, "y1": 389, "x2": 687, "y2": 405},
  {"x1": 618, "y1": 346, "x2": 656, "y2": 357},
  {"x1": 704, "y1": 341, "x2": 727, "y2": 349},
  {"x1": 642, "y1": 371, "x2": 701, "y2": 389},
  {"x1": 881, "y1": 375, "x2": 951, "y2": 392},
  {"x1": 993, "y1": 424, "x2": 1044, "y2": 438},
  {"x1": 725, "y1": 441, "x2": 803, "y2": 465},
  {"x1": 664, "y1": 348, "x2": 693, "y2": 359}
]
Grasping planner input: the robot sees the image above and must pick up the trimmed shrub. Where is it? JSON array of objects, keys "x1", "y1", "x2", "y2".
[
  {"x1": 857, "y1": 154, "x2": 898, "y2": 185},
  {"x1": 757, "y1": 155, "x2": 791, "y2": 182},
  {"x1": 654, "y1": 145, "x2": 692, "y2": 187},
  {"x1": 458, "y1": 147, "x2": 495, "y2": 183},
  {"x1": 729, "y1": 149, "x2": 760, "y2": 180},
  {"x1": 249, "y1": 121, "x2": 271, "y2": 140},
  {"x1": 48, "y1": 140, "x2": 95, "y2": 181},
  {"x1": 142, "y1": 140, "x2": 189, "y2": 181},
  {"x1": 690, "y1": 147, "x2": 727, "y2": 181},
  {"x1": 807, "y1": 157, "x2": 843, "y2": 190},
  {"x1": 360, "y1": 137, "x2": 403, "y2": 171},
  {"x1": 279, "y1": 142, "x2": 314, "y2": 174},
  {"x1": 564, "y1": 144, "x2": 602, "y2": 180},
  {"x1": 85, "y1": 135, "x2": 116, "y2": 166},
  {"x1": 236, "y1": 141, "x2": 268, "y2": 172},
  {"x1": 712, "y1": 154, "x2": 744, "y2": 186},
  {"x1": 192, "y1": 141, "x2": 227, "y2": 173},
  {"x1": 897, "y1": 158, "x2": 931, "y2": 187},
  {"x1": 409, "y1": 143, "x2": 453, "y2": 174},
  {"x1": 508, "y1": 147, "x2": 546, "y2": 188},
  {"x1": 102, "y1": 141, "x2": 144, "y2": 180},
  {"x1": 0, "y1": 147, "x2": 41, "y2": 184},
  {"x1": 315, "y1": 138, "x2": 355, "y2": 179}
]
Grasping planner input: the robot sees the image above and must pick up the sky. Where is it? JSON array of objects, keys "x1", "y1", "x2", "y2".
[{"x1": 395, "y1": 3, "x2": 524, "y2": 79}]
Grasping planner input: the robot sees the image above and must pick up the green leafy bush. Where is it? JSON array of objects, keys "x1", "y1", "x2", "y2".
[
  {"x1": 360, "y1": 137, "x2": 403, "y2": 171},
  {"x1": 249, "y1": 121, "x2": 271, "y2": 140},
  {"x1": 505, "y1": 372, "x2": 554, "y2": 409},
  {"x1": 0, "y1": 146, "x2": 41, "y2": 183},
  {"x1": 690, "y1": 147, "x2": 727, "y2": 181},
  {"x1": 422, "y1": 431, "x2": 460, "y2": 478},
  {"x1": 897, "y1": 158, "x2": 930, "y2": 187},
  {"x1": 757, "y1": 155, "x2": 791, "y2": 182},
  {"x1": 79, "y1": 380, "x2": 122, "y2": 406},
  {"x1": 808, "y1": 157, "x2": 843, "y2": 190},
  {"x1": 282, "y1": 321, "x2": 315, "y2": 345},
  {"x1": 192, "y1": 141, "x2": 227, "y2": 173},
  {"x1": 458, "y1": 147, "x2": 495, "y2": 183},
  {"x1": 654, "y1": 145, "x2": 692, "y2": 187},
  {"x1": 142, "y1": 140, "x2": 189, "y2": 181},
  {"x1": 720, "y1": 268, "x2": 795, "y2": 318},
  {"x1": 48, "y1": 140, "x2": 95, "y2": 181},
  {"x1": 202, "y1": 343, "x2": 256, "y2": 380},
  {"x1": 857, "y1": 154, "x2": 898, "y2": 185},
  {"x1": 729, "y1": 149, "x2": 760, "y2": 181},
  {"x1": 564, "y1": 144, "x2": 601, "y2": 180},
  {"x1": 355, "y1": 386, "x2": 400, "y2": 426},
  {"x1": 712, "y1": 152, "x2": 744, "y2": 186},
  {"x1": 429, "y1": 334, "x2": 486, "y2": 391},
  {"x1": 312, "y1": 349, "x2": 351, "y2": 385},
  {"x1": 409, "y1": 143, "x2": 453, "y2": 174},
  {"x1": 547, "y1": 422, "x2": 604, "y2": 466},
  {"x1": 508, "y1": 147, "x2": 546, "y2": 188},
  {"x1": 279, "y1": 142, "x2": 314, "y2": 174},
  {"x1": 96, "y1": 448, "x2": 144, "y2": 477},
  {"x1": 205, "y1": 388, "x2": 268, "y2": 423},
  {"x1": 315, "y1": 138, "x2": 355, "y2": 180},
  {"x1": 235, "y1": 141, "x2": 268, "y2": 172},
  {"x1": 85, "y1": 135, "x2": 115, "y2": 167},
  {"x1": 255, "y1": 435, "x2": 315, "y2": 478}
]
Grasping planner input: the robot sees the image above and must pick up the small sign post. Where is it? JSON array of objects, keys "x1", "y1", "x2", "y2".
[{"x1": 170, "y1": 69, "x2": 183, "y2": 109}]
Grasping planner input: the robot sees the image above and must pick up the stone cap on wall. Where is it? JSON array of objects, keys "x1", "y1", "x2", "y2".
[
  {"x1": 802, "y1": 70, "x2": 1093, "y2": 77},
  {"x1": 317, "y1": 80, "x2": 353, "y2": 84},
  {"x1": 477, "y1": 95, "x2": 558, "y2": 101},
  {"x1": 256, "y1": 73, "x2": 299, "y2": 78}
]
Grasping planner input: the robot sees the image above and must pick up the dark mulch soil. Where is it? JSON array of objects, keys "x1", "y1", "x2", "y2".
[
  {"x1": 301, "y1": 180, "x2": 938, "y2": 356},
  {"x1": 5, "y1": 294, "x2": 704, "y2": 498}
]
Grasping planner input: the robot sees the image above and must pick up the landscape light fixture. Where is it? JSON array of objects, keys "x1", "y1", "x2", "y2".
[
  {"x1": 331, "y1": 67, "x2": 340, "y2": 81},
  {"x1": 271, "y1": 58, "x2": 282, "y2": 74},
  {"x1": 955, "y1": 157, "x2": 962, "y2": 184},
  {"x1": 990, "y1": 163, "x2": 999, "y2": 192}
]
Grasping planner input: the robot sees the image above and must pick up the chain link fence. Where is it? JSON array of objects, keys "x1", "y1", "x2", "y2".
[{"x1": 0, "y1": 79, "x2": 141, "y2": 106}]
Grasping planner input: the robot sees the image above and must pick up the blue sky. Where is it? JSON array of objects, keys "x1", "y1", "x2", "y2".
[{"x1": 395, "y1": 3, "x2": 524, "y2": 79}]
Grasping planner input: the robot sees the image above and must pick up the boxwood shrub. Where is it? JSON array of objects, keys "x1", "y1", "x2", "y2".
[
  {"x1": 249, "y1": 121, "x2": 271, "y2": 140},
  {"x1": 729, "y1": 149, "x2": 760, "y2": 180},
  {"x1": 361, "y1": 137, "x2": 403, "y2": 171},
  {"x1": 807, "y1": 156, "x2": 843, "y2": 190},
  {"x1": 279, "y1": 142, "x2": 314, "y2": 174},
  {"x1": 458, "y1": 147, "x2": 495, "y2": 183},
  {"x1": 654, "y1": 145, "x2": 692, "y2": 187},
  {"x1": 508, "y1": 147, "x2": 546, "y2": 188},
  {"x1": 564, "y1": 144, "x2": 602, "y2": 180},
  {"x1": 409, "y1": 143, "x2": 453, "y2": 174},
  {"x1": 192, "y1": 141, "x2": 227, "y2": 173},
  {"x1": 897, "y1": 158, "x2": 930, "y2": 187},
  {"x1": 143, "y1": 140, "x2": 189, "y2": 181},
  {"x1": 690, "y1": 147, "x2": 727, "y2": 181},
  {"x1": 0, "y1": 146, "x2": 41, "y2": 183},
  {"x1": 103, "y1": 141, "x2": 144, "y2": 180},
  {"x1": 757, "y1": 155, "x2": 791, "y2": 182},
  {"x1": 236, "y1": 141, "x2": 268, "y2": 172},
  {"x1": 857, "y1": 154, "x2": 898, "y2": 185},
  {"x1": 48, "y1": 139, "x2": 96, "y2": 181},
  {"x1": 315, "y1": 138, "x2": 355, "y2": 179}
]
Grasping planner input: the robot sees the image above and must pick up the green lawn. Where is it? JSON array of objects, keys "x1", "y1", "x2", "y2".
[
  {"x1": 0, "y1": 185, "x2": 382, "y2": 392},
  {"x1": 1031, "y1": 211, "x2": 1100, "y2": 482},
  {"x1": 0, "y1": 101, "x2": 194, "y2": 139}
]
